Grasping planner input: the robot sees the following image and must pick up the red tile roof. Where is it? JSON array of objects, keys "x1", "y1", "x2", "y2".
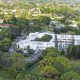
[{"x1": 0, "y1": 24, "x2": 14, "y2": 28}]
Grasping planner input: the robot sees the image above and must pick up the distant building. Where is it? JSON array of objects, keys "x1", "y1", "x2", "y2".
[
  {"x1": 67, "y1": 20, "x2": 76, "y2": 24},
  {"x1": 49, "y1": 21, "x2": 60, "y2": 27},
  {"x1": 66, "y1": 20, "x2": 78, "y2": 29},
  {"x1": 49, "y1": 21, "x2": 65, "y2": 29},
  {"x1": 11, "y1": 9, "x2": 17, "y2": 14},
  {"x1": 68, "y1": 24, "x2": 78, "y2": 29},
  {"x1": 0, "y1": 19, "x2": 3, "y2": 24},
  {"x1": 56, "y1": 24, "x2": 65, "y2": 29},
  {"x1": 29, "y1": 8, "x2": 41, "y2": 14}
]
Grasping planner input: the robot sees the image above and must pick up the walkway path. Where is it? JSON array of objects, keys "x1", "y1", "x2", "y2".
[{"x1": 25, "y1": 50, "x2": 43, "y2": 63}]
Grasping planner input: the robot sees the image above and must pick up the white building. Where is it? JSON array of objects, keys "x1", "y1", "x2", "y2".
[
  {"x1": 16, "y1": 32, "x2": 80, "y2": 51},
  {"x1": 17, "y1": 41, "x2": 55, "y2": 50},
  {"x1": 49, "y1": 21, "x2": 65, "y2": 29},
  {"x1": 68, "y1": 24, "x2": 78, "y2": 29},
  {"x1": 16, "y1": 32, "x2": 55, "y2": 50},
  {"x1": 0, "y1": 19, "x2": 3, "y2": 24}
]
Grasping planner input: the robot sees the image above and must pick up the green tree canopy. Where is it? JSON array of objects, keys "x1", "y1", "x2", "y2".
[{"x1": 60, "y1": 71, "x2": 80, "y2": 80}]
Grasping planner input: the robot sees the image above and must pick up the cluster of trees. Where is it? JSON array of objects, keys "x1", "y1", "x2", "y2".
[
  {"x1": 67, "y1": 45, "x2": 80, "y2": 59},
  {"x1": 0, "y1": 52, "x2": 25, "y2": 78},
  {"x1": 0, "y1": 38, "x2": 11, "y2": 52},
  {"x1": 54, "y1": 26, "x2": 80, "y2": 34},
  {"x1": 14, "y1": 47, "x2": 80, "y2": 80},
  {"x1": 0, "y1": 46, "x2": 80, "y2": 80},
  {"x1": 0, "y1": 2, "x2": 80, "y2": 35},
  {"x1": 35, "y1": 34, "x2": 52, "y2": 42},
  {"x1": 0, "y1": 25, "x2": 21, "y2": 52},
  {"x1": 38, "y1": 47, "x2": 80, "y2": 80}
]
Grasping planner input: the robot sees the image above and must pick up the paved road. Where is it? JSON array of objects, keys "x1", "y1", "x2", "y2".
[{"x1": 25, "y1": 50, "x2": 43, "y2": 63}]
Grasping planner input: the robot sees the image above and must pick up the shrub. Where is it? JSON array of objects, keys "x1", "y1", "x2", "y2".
[{"x1": 60, "y1": 71, "x2": 80, "y2": 80}]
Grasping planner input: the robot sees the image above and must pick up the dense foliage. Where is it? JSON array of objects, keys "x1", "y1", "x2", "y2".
[
  {"x1": 0, "y1": 1, "x2": 80, "y2": 80},
  {"x1": 35, "y1": 34, "x2": 52, "y2": 42}
]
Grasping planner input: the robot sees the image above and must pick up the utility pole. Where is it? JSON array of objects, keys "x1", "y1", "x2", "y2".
[
  {"x1": 71, "y1": 35, "x2": 75, "y2": 59},
  {"x1": 71, "y1": 35, "x2": 75, "y2": 46}
]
